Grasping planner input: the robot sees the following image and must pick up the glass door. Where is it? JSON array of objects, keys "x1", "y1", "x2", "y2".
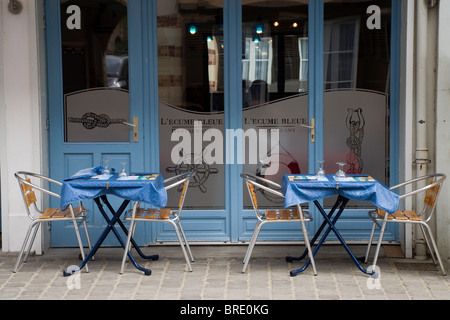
[
  {"x1": 241, "y1": 0, "x2": 311, "y2": 241},
  {"x1": 47, "y1": 0, "x2": 146, "y2": 246},
  {"x1": 156, "y1": 0, "x2": 229, "y2": 242},
  {"x1": 322, "y1": 0, "x2": 396, "y2": 240}
]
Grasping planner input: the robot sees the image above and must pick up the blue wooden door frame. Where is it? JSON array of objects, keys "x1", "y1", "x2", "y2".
[
  {"x1": 306, "y1": 0, "x2": 401, "y2": 242},
  {"x1": 46, "y1": 0, "x2": 401, "y2": 246},
  {"x1": 46, "y1": 0, "x2": 148, "y2": 246}
]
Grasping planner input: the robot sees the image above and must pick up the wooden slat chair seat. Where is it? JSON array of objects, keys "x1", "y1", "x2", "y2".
[
  {"x1": 265, "y1": 209, "x2": 312, "y2": 221},
  {"x1": 13, "y1": 171, "x2": 92, "y2": 273},
  {"x1": 365, "y1": 173, "x2": 447, "y2": 276},
  {"x1": 39, "y1": 206, "x2": 86, "y2": 219},
  {"x1": 371, "y1": 208, "x2": 422, "y2": 222},
  {"x1": 126, "y1": 208, "x2": 173, "y2": 220},
  {"x1": 120, "y1": 172, "x2": 195, "y2": 275},
  {"x1": 240, "y1": 173, "x2": 317, "y2": 275}
]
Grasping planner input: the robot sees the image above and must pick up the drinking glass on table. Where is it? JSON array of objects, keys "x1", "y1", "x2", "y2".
[
  {"x1": 102, "y1": 159, "x2": 111, "y2": 175},
  {"x1": 335, "y1": 162, "x2": 346, "y2": 178},
  {"x1": 119, "y1": 161, "x2": 128, "y2": 178},
  {"x1": 317, "y1": 160, "x2": 325, "y2": 177}
]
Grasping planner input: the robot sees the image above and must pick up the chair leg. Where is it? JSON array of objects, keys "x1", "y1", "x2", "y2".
[
  {"x1": 177, "y1": 220, "x2": 194, "y2": 262},
  {"x1": 365, "y1": 221, "x2": 378, "y2": 263},
  {"x1": 23, "y1": 223, "x2": 40, "y2": 263},
  {"x1": 170, "y1": 221, "x2": 193, "y2": 272},
  {"x1": 371, "y1": 218, "x2": 388, "y2": 268},
  {"x1": 70, "y1": 215, "x2": 89, "y2": 273},
  {"x1": 419, "y1": 224, "x2": 438, "y2": 266},
  {"x1": 82, "y1": 220, "x2": 95, "y2": 261},
  {"x1": 124, "y1": 219, "x2": 138, "y2": 263},
  {"x1": 243, "y1": 219, "x2": 262, "y2": 264},
  {"x1": 242, "y1": 220, "x2": 264, "y2": 273},
  {"x1": 420, "y1": 223, "x2": 447, "y2": 276},
  {"x1": 120, "y1": 218, "x2": 136, "y2": 274},
  {"x1": 13, "y1": 222, "x2": 39, "y2": 273},
  {"x1": 298, "y1": 208, "x2": 317, "y2": 276}
]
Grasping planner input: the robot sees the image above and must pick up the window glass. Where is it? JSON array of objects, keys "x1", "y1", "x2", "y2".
[
  {"x1": 242, "y1": 0, "x2": 309, "y2": 209},
  {"x1": 158, "y1": 0, "x2": 225, "y2": 209},
  {"x1": 323, "y1": 0, "x2": 392, "y2": 208},
  {"x1": 61, "y1": 0, "x2": 130, "y2": 143}
]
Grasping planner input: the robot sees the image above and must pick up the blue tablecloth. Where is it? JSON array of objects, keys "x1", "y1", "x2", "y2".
[
  {"x1": 282, "y1": 174, "x2": 399, "y2": 213},
  {"x1": 60, "y1": 168, "x2": 167, "y2": 209}
]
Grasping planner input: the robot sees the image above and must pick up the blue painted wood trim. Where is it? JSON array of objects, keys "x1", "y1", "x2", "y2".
[
  {"x1": 224, "y1": 0, "x2": 243, "y2": 243},
  {"x1": 144, "y1": 0, "x2": 161, "y2": 173},
  {"x1": 128, "y1": 0, "x2": 145, "y2": 170},
  {"x1": 310, "y1": 0, "x2": 324, "y2": 174},
  {"x1": 390, "y1": 0, "x2": 401, "y2": 189},
  {"x1": 389, "y1": 0, "x2": 402, "y2": 242},
  {"x1": 308, "y1": 1, "x2": 324, "y2": 232},
  {"x1": 45, "y1": 0, "x2": 65, "y2": 189}
]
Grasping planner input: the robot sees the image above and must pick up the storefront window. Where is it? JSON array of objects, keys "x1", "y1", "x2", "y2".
[
  {"x1": 157, "y1": 0, "x2": 225, "y2": 209},
  {"x1": 61, "y1": 0, "x2": 130, "y2": 143},
  {"x1": 242, "y1": 0, "x2": 309, "y2": 209},
  {"x1": 323, "y1": 0, "x2": 392, "y2": 208}
]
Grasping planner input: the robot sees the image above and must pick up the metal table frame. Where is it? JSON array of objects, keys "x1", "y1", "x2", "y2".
[
  {"x1": 63, "y1": 195, "x2": 158, "y2": 276},
  {"x1": 286, "y1": 195, "x2": 374, "y2": 277}
]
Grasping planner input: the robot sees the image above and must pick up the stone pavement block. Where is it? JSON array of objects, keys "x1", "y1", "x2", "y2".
[{"x1": 1, "y1": 245, "x2": 448, "y2": 301}]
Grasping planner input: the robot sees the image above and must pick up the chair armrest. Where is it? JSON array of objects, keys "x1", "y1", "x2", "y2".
[
  {"x1": 245, "y1": 179, "x2": 284, "y2": 199},
  {"x1": 15, "y1": 172, "x2": 61, "y2": 199},
  {"x1": 390, "y1": 174, "x2": 446, "y2": 200},
  {"x1": 164, "y1": 172, "x2": 195, "y2": 191},
  {"x1": 240, "y1": 173, "x2": 282, "y2": 189},
  {"x1": 164, "y1": 172, "x2": 194, "y2": 184}
]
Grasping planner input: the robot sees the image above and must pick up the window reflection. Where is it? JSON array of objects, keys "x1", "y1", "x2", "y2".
[
  {"x1": 242, "y1": 0, "x2": 309, "y2": 108},
  {"x1": 242, "y1": 0, "x2": 309, "y2": 209},
  {"x1": 61, "y1": 0, "x2": 130, "y2": 143},
  {"x1": 157, "y1": 0, "x2": 224, "y2": 112},
  {"x1": 323, "y1": 0, "x2": 392, "y2": 208},
  {"x1": 60, "y1": 0, "x2": 129, "y2": 93},
  {"x1": 158, "y1": 0, "x2": 225, "y2": 210}
]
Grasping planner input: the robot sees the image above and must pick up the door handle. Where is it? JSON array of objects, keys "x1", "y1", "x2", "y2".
[
  {"x1": 300, "y1": 118, "x2": 315, "y2": 143},
  {"x1": 122, "y1": 121, "x2": 136, "y2": 127},
  {"x1": 123, "y1": 117, "x2": 138, "y2": 142}
]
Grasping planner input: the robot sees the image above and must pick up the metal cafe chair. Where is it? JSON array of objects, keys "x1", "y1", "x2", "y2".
[
  {"x1": 120, "y1": 172, "x2": 195, "y2": 274},
  {"x1": 364, "y1": 173, "x2": 447, "y2": 275},
  {"x1": 240, "y1": 173, "x2": 316, "y2": 274},
  {"x1": 13, "y1": 171, "x2": 92, "y2": 273}
]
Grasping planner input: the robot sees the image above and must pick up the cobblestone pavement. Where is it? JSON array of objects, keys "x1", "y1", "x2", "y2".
[{"x1": 0, "y1": 245, "x2": 449, "y2": 301}]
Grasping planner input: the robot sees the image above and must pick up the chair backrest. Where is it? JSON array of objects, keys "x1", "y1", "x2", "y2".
[
  {"x1": 393, "y1": 173, "x2": 446, "y2": 222},
  {"x1": 164, "y1": 172, "x2": 194, "y2": 216},
  {"x1": 20, "y1": 178, "x2": 37, "y2": 208},
  {"x1": 15, "y1": 171, "x2": 62, "y2": 220},
  {"x1": 419, "y1": 174, "x2": 445, "y2": 222},
  {"x1": 240, "y1": 173, "x2": 284, "y2": 216}
]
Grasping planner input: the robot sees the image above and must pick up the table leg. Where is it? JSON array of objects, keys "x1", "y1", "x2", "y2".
[
  {"x1": 63, "y1": 197, "x2": 152, "y2": 276},
  {"x1": 289, "y1": 197, "x2": 347, "y2": 276},
  {"x1": 99, "y1": 196, "x2": 159, "y2": 261},
  {"x1": 286, "y1": 197, "x2": 343, "y2": 263},
  {"x1": 62, "y1": 197, "x2": 128, "y2": 276},
  {"x1": 290, "y1": 196, "x2": 374, "y2": 276},
  {"x1": 96, "y1": 197, "x2": 154, "y2": 275}
]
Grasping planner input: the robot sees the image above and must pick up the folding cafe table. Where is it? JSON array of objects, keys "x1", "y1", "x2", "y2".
[
  {"x1": 60, "y1": 167, "x2": 167, "y2": 276},
  {"x1": 281, "y1": 174, "x2": 400, "y2": 276}
]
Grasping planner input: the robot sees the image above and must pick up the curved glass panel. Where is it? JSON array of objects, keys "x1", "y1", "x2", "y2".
[
  {"x1": 61, "y1": 0, "x2": 130, "y2": 143},
  {"x1": 323, "y1": 0, "x2": 392, "y2": 208},
  {"x1": 157, "y1": 0, "x2": 225, "y2": 209},
  {"x1": 242, "y1": 0, "x2": 309, "y2": 209}
]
